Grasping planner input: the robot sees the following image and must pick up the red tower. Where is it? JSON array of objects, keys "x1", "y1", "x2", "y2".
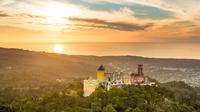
[
  {"x1": 138, "y1": 64, "x2": 144, "y2": 76},
  {"x1": 131, "y1": 64, "x2": 145, "y2": 84}
]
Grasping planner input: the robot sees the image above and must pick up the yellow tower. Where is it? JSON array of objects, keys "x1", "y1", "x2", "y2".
[{"x1": 97, "y1": 65, "x2": 105, "y2": 81}]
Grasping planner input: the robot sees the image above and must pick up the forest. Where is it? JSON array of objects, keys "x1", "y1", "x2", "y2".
[{"x1": 0, "y1": 79, "x2": 200, "y2": 112}]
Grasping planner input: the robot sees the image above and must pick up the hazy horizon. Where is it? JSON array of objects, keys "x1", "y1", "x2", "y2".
[
  {"x1": 1, "y1": 0, "x2": 200, "y2": 59},
  {"x1": 1, "y1": 42, "x2": 200, "y2": 59}
]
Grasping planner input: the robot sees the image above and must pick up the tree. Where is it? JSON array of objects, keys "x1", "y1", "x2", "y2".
[
  {"x1": 125, "y1": 107, "x2": 134, "y2": 112},
  {"x1": 91, "y1": 99, "x2": 102, "y2": 112},
  {"x1": 102, "y1": 104, "x2": 116, "y2": 112},
  {"x1": 133, "y1": 107, "x2": 145, "y2": 112}
]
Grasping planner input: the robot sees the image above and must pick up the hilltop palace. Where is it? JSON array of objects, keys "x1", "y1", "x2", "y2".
[{"x1": 83, "y1": 64, "x2": 155, "y2": 97}]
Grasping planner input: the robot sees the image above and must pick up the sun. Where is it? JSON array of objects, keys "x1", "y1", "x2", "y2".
[
  {"x1": 53, "y1": 44, "x2": 64, "y2": 54},
  {"x1": 39, "y1": 3, "x2": 80, "y2": 30},
  {"x1": 46, "y1": 17, "x2": 66, "y2": 24},
  {"x1": 42, "y1": 3, "x2": 79, "y2": 24}
]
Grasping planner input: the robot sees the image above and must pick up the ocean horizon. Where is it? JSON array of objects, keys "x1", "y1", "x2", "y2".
[{"x1": 1, "y1": 42, "x2": 200, "y2": 59}]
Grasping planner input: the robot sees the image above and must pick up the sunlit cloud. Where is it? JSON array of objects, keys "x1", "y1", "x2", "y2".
[
  {"x1": 0, "y1": 0, "x2": 15, "y2": 6},
  {"x1": 69, "y1": 17, "x2": 153, "y2": 31},
  {"x1": 0, "y1": 11, "x2": 9, "y2": 17},
  {"x1": 0, "y1": 0, "x2": 199, "y2": 42}
]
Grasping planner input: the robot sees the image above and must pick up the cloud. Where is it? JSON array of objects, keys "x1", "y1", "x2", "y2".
[
  {"x1": 160, "y1": 36, "x2": 200, "y2": 43},
  {"x1": 0, "y1": 0, "x2": 15, "y2": 6},
  {"x1": 67, "y1": 0, "x2": 175, "y2": 20},
  {"x1": 0, "y1": 0, "x2": 199, "y2": 42},
  {"x1": 0, "y1": 11, "x2": 9, "y2": 17},
  {"x1": 16, "y1": 13, "x2": 45, "y2": 19},
  {"x1": 162, "y1": 21, "x2": 197, "y2": 28},
  {"x1": 82, "y1": 0, "x2": 200, "y2": 21},
  {"x1": 69, "y1": 17, "x2": 153, "y2": 31},
  {"x1": 0, "y1": 10, "x2": 46, "y2": 19}
]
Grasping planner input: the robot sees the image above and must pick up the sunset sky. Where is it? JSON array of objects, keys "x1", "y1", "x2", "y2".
[{"x1": 0, "y1": 0, "x2": 200, "y2": 42}]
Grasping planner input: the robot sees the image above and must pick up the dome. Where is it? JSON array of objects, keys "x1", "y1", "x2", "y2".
[{"x1": 98, "y1": 65, "x2": 105, "y2": 71}]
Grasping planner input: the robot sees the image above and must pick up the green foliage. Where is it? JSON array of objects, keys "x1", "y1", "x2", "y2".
[
  {"x1": 91, "y1": 99, "x2": 102, "y2": 112},
  {"x1": 0, "y1": 80, "x2": 199, "y2": 112},
  {"x1": 162, "y1": 81, "x2": 200, "y2": 111},
  {"x1": 102, "y1": 104, "x2": 116, "y2": 112},
  {"x1": 124, "y1": 107, "x2": 134, "y2": 112}
]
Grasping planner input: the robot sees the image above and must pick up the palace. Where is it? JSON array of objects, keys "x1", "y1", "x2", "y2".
[{"x1": 83, "y1": 64, "x2": 155, "y2": 97}]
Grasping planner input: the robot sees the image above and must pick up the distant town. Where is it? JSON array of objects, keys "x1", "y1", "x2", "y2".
[{"x1": 83, "y1": 64, "x2": 155, "y2": 96}]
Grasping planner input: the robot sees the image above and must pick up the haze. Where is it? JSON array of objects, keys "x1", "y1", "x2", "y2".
[{"x1": 0, "y1": 0, "x2": 200, "y2": 58}]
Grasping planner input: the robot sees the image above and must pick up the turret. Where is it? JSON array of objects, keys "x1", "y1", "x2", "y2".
[
  {"x1": 97, "y1": 65, "x2": 105, "y2": 81},
  {"x1": 138, "y1": 64, "x2": 143, "y2": 76}
]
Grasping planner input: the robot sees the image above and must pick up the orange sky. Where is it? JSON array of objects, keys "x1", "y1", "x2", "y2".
[{"x1": 0, "y1": 0, "x2": 200, "y2": 42}]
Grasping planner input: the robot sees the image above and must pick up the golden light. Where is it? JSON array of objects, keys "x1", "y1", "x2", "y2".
[
  {"x1": 53, "y1": 44, "x2": 64, "y2": 54},
  {"x1": 42, "y1": 3, "x2": 79, "y2": 24},
  {"x1": 46, "y1": 17, "x2": 66, "y2": 24}
]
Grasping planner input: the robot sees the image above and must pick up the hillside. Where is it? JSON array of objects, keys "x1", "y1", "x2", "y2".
[{"x1": 0, "y1": 47, "x2": 200, "y2": 88}]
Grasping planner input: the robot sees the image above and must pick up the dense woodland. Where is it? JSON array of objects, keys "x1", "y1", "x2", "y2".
[{"x1": 0, "y1": 79, "x2": 200, "y2": 112}]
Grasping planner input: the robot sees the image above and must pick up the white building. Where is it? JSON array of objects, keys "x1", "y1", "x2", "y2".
[{"x1": 83, "y1": 77, "x2": 99, "y2": 97}]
